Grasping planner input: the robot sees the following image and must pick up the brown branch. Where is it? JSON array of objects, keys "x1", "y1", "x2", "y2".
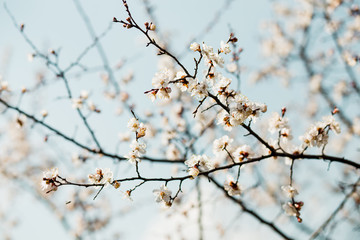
[
  {"x1": 4, "y1": 4, "x2": 104, "y2": 151},
  {"x1": 193, "y1": 96, "x2": 207, "y2": 118},
  {"x1": 116, "y1": 0, "x2": 190, "y2": 76},
  {"x1": 0, "y1": 98, "x2": 185, "y2": 164}
]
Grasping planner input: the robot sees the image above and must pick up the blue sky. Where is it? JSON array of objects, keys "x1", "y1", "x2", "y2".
[{"x1": 2, "y1": 0, "x2": 357, "y2": 239}]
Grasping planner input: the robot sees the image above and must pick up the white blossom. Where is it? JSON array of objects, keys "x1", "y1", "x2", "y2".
[
  {"x1": 281, "y1": 185, "x2": 299, "y2": 198},
  {"x1": 125, "y1": 150, "x2": 141, "y2": 164},
  {"x1": 282, "y1": 202, "x2": 299, "y2": 216},
  {"x1": 80, "y1": 90, "x2": 89, "y2": 99},
  {"x1": 190, "y1": 42, "x2": 201, "y2": 52},
  {"x1": 228, "y1": 95, "x2": 267, "y2": 127},
  {"x1": 233, "y1": 145, "x2": 253, "y2": 162},
  {"x1": 300, "y1": 115, "x2": 340, "y2": 148},
  {"x1": 130, "y1": 140, "x2": 146, "y2": 155},
  {"x1": 152, "y1": 68, "x2": 172, "y2": 88},
  {"x1": 88, "y1": 168, "x2": 113, "y2": 186},
  {"x1": 224, "y1": 176, "x2": 242, "y2": 196},
  {"x1": 0, "y1": 81, "x2": 9, "y2": 92},
  {"x1": 72, "y1": 98, "x2": 83, "y2": 109},
  {"x1": 220, "y1": 40, "x2": 231, "y2": 54},
  {"x1": 213, "y1": 135, "x2": 233, "y2": 154},
  {"x1": 27, "y1": 53, "x2": 35, "y2": 62},
  {"x1": 41, "y1": 168, "x2": 59, "y2": 192},
  {"x1": 188, "y1": 166, "x2": 200, "y2": 179},
  {"x1": 280, "y1": 128, "x2": 293, "y2": 142},
  {"x1": 174, "y1": 71, "x2": 194, "y2": 92},
  {"x1": 41, "y1": 110, "x2": 48, "y2": 118},
  {"x1": 137, "y1": 123, "x2": 147, "y2": 138},
  {"x1": 146, "y1": 91, "x2": 157, "y2": 102},
  {"x1": 323, "y1": 115, "x2": 341, "y2": 134},
  {"x1": 185, "y1": 154, "x2": 213, "y2": 171},
  {"x1": 300, "y1": 124, "x2": 329, "y2": 148},
  {"x1": 153, "y1": 185, "x2": 172, "y2": 206},
  {"x1": 157, "y1": 87, "x2": 172, "y2": 99},
  {"x1": 211, "y1": 53, "x2": 225, "y2": 68},
  {"x1": 190, "y1": 82, "x2": 208, "y2": 99},
  {"x1": 213, "y1": 75, "x2": 231, "y2": 93},
  {"x1": 268, "y1": 112, "x2": 289, "y2": 134},
  {"x1": 216, "y1": 110, "x2": 233, "y2": 131},
  {"x1": 201, "y1": 43, "x2": 224, "y2": 67},
  {"x1": 127, "y1": 118, "x2": 139, "y2": 132}
]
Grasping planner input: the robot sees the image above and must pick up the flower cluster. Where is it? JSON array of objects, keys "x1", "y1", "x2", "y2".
[
  {"x1": 125, "y1": 117, "x2": 147, "y2": 164},
  {"x1": 220, "y1": 41, "x2": 231, "y2": 54},
  {"x1": 166, "y1": 70, "x2": 206, "y2": 101},
  {"x1": 201, "y1": 42, "x2": 225, "y2": 67},
  {"x1": 282, "y1": 201, "x2": 304, "y2": 222},
  {"x1": 300, "y1": 115, "x2": 340, "y2": 148},
  {"x1": 88, "y1": 168, "x2": 113, "y2": 187},
  {"x1": 185, "y1": 154, "x2": 213, "y2": 178},
  {"x1": 268, "y1": 111, "x2": 292, "y2": 142},
  {"x1": 127, "y1": 117, "x2": 147, "y2": 138},
  {"x1": 125, "y1": 140, "x2": 147, "y2": 164},
  {"x1": 281, "y1": 185, "x2": 303, "y2": 222},
  {"x1": 182, "y1": 41, "x2": 234, "y2": 102},
  {"x1": 268, "y1": 112, "x2": 289, "y2": 133},
  {"x1": 146, "y1": 68, "x2": 173, "y2": 101},
  {"x1": 41, "y1": 168, "x2": 59, "y2": 193},
  {"x1": 25, "y1": 2, "x2": 359, "y2": 235},
  {"x1": 217, "y1": 95, "x2": 267, "y2": 131},
  {"x1": 145, "y1": 41, "x2": 267, "y2": 135},
  {"x1": 173, "y1": 71, "x2": 194, "y2": 92},
  {"x1": 71, "y1": 90, "x2": 100, "y2": 112}
]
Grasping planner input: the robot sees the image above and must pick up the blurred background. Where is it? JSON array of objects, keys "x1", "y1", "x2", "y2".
[{"x1": 0, "y1": 0, "x2": 359, "y2": 239}]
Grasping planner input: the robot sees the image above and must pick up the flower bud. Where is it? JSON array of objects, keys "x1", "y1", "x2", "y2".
[
  {"x1": 149, "y1": 23, "x2": 156, "y2": 31},
  {"x1": 113, "y1": 181, "x2": 121, "y2": 189}
]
